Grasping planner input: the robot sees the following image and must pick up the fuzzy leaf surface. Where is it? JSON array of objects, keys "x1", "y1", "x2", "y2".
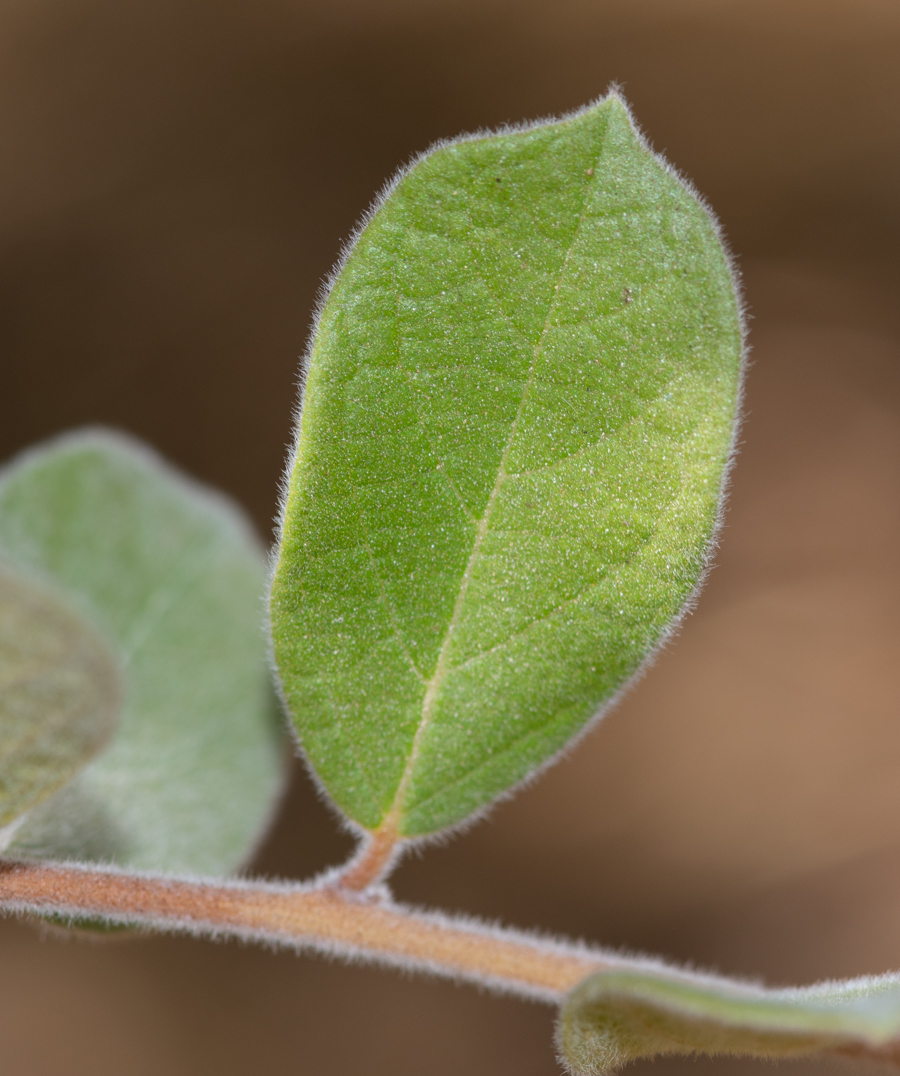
[
  {"x1": 558, "y1": 966, "x2": 900, "y2": 1073},
  {"x1": 0, "y1": 566, "x2": 120, "y2": 832},
  {"x1": 0, "y1": 431, "x2": 285, "y2": 874},
  {"x1": 271, "y1": 94, "x2": 743, "y2": 836}
]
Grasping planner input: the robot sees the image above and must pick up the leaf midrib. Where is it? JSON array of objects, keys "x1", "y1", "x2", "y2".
[
  {"x1": 396, "y1": 480, "x2": 705, "y2": 827},
  {"x1": 380, "y1": 141, "x2": 601, "y2": 834}
]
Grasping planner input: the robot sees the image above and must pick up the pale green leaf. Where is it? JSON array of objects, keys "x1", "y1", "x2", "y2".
[
  {"x1": 0, "y1": 430, "x2": 286, "y2": 875},
  {"x1": 271, "y1": 92, "x2": 743, "y2": 837},
  {"x1": 0, "y1": 565, "x2": 120, "y2": 833},
  {"x1": 557, "y1": 965, "x2": 900, "y2": 1073}
]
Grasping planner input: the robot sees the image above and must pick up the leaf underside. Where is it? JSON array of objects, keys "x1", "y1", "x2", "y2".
[
  {"x1": 271, "y1": 92, "x2": 743, "y2": 837},
  {"x1": 0, "y1": 431, "x2": 286, "y2": 875},
  {"x1": 558, "y1": 966, "x2": 900, "y2": 1074},
  {"x1": 0, "y1": 566, "x2": 120, "y2": 831}
]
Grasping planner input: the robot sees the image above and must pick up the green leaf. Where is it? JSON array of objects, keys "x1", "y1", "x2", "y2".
[
  {"x1": 271, "y1": 92, "x2": 743, "y2": 838},
  {"x1": 557, "y1": 965, "x2": 900, "y2": 1073},
  {"x1": 0, "y1": 565, "x2": 120, "y2": 834},
  {"x1": 0, "y1": 430, "x2": 286, "y2": 875}
]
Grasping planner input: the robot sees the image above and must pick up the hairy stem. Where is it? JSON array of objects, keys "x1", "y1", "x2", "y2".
[
  {"x1": 0, "y1": 858, "x2": 615, "y2": 1000},
  {"x1": 333, "y1": 825, "x2": 402, "y2": 892}
]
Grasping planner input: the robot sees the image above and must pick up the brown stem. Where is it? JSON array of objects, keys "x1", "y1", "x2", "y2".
[
  {"x1": 0, "y1": 858, "x2": 610, "y2": 1000},
  {"x1": 333, "y1": 824, "x2": 402, "y2": 892},
  {"x1": 8, "y1": 858, "x2": 890, "y2": 1070}
]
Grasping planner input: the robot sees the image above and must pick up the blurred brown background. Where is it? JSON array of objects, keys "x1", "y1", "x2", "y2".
[{"x1": 1, "y1": 0, "x2": 899, "y2": 1072}]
